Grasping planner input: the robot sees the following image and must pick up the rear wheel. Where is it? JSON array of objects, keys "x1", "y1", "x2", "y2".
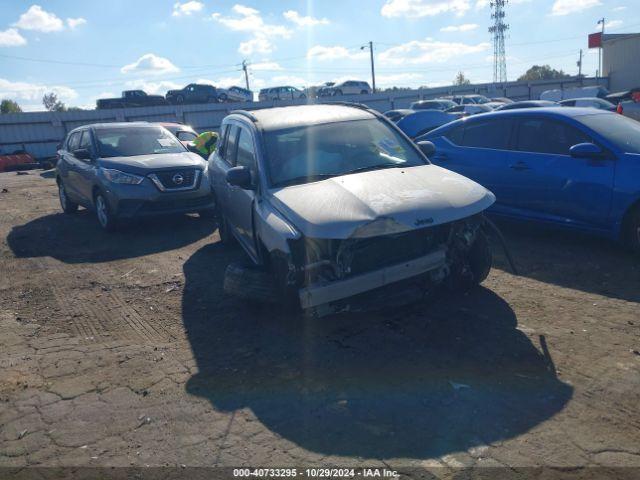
[
  {"x1": 58, "y1": 181, "x2": 78, "y2": 214},
  {"x1": 334, "y1": 90, "x2": 343, "y2": 96},
  {"x1": 360, "y1": 90, "x2": 368, "y2": 95},
  {"x1": 176, "y1": 95, "x2": 185, "y2": 104},
  {"x1": 623, "y1": 206, "x2": 640, "y2": 254},
  {"x1": 218, "y1": 93, "x2": 228, "y2": 103},
  {"x1": 94, "y1": 192, "x2": 117, "y2": 232}
]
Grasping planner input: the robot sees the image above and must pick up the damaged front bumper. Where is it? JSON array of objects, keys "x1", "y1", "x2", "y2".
[{"x1": 298, "y1": 247, "x2": 447, "y2": 310}]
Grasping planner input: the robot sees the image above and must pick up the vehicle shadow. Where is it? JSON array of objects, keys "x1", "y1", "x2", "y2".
[
  {"x1": 7, "y1": 211, "x2": 216, "y2": 263},
  {"x1": 182, "y1": 243, "x2": 573, "y2": 460},
  {"x1": 490, "y1": 219, "x2": 640, "y2": 304}
]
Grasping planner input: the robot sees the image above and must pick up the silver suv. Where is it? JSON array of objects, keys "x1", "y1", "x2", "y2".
[
  {"x1": 330, "y1": 80, "x2": 372, "y2": 96},
  {"x1": 209, "y1": 104, "x2": 495, "y2": 315},
  {"x1": 258, "y1": 86, "x2": 306, "y2": 102},
  {"x1": 55, "y1": 123, "x2": 215, "y2": 231}
]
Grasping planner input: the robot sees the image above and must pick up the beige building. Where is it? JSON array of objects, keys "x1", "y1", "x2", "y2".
[{"x1": 602, "y1": 33, "x2": 640, "y2": 92}]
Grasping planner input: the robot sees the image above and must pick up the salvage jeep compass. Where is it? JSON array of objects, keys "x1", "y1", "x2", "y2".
[
  {"x1": 56, "y1": 122, "x2": 215, "y2": 231},
  {"x1": 211, "y1": 104, "x2": 496, "y2": 315}
]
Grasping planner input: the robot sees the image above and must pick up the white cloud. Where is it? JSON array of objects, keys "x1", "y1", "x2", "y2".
[
  {"x1": 212, "y1": 4, "x2": 292, "y2": 55},
  {"x1": 612, "y1": 6, "x2": 626, "y2": 11},
  {"x1": 124, "y1": 79, "x2": 182, "y2": 95},
  {"x1": 66, "y1": 17, "x2": 86, "y2": 29},
  {"x1": 378, "y1": 39, "x2": 491, "y2": 65},
  {"x1": 0, "y1": 78, "x2": 77, "y2": 103},
  {"x1": 550, "y1": 0, "x2": 601, "y2": 16},
  {"x1": 307, "y1": 45, "x2": 368, "y2": 61},
  {"x1": 283, "y1": 10, "x2": 329, "y2": 27},
  {"x1": 251, "y1": 61, "x2": 283, "y2": 71},
  {"x1": 475, "y1": 0, "x2": 489, "y2": 9},
  {"x1": 13, "y1": 5, "x2": 64, "y2": 32},
  {"x1": 172, "y1": 1, "x2": 204, "y2": 17},
  {"x1": 381, "y1": 0, "x2": 471, "y2": 18},
  {"x1": 121, "y1": 54, "x2": 180, "y2": 75},
  {"x1": 0, "y1": 28, "x2": 27, "y2": 47},
  {"x1": 600, "y1": 20, "x2": 622, "y2": 30},
  {"x1": 441, "y1": 23, "x2": 478, "y2": 32}
]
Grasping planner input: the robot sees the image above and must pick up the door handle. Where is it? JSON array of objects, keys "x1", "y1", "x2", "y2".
[{"x1": 509, "y1": 162, "x2": 530, "y2": 171}]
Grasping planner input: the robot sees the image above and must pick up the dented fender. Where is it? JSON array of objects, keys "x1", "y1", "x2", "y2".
[{"x1": 254, "y1": 200, "x2": 301, "y2": 257}]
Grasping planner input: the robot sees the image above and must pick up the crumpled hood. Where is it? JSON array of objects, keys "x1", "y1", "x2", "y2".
[
  {"x1": 269, "y1": 165, "x2": 495, "y2": 239},
  {"x1": 97, "y1": 152, "x2": 204, "y2": 175}
]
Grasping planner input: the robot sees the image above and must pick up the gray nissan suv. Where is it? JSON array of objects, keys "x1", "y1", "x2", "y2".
[{"x1": 55, "y1": 122, "x2": 215, "y2": 231}]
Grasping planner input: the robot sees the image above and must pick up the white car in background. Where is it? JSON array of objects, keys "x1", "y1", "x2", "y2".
[
  {"x1": 559, "y1": 97, "x2": 616, "y2": 111},
  {"x1": 258, "y1": 86, "x2": 307, "y2": 101},
  {"x1": 219, "y1": 86, "x2": 253, "y2": 103},
  {"x1": 330, "y1": 80, "x2": 372, "y2": 96},
  {"x1": 446, "y1": 104, "x2": 493, "y2": 116}
]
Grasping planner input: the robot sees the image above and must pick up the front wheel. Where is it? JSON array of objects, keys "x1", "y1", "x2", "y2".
[
  {"x1": 449, "y1": 230, "x2": 492, "y2": 291},
  {"x1": 58, "y1": 181, "x2": 78, "y2": 214},
  {"x1": 334, "y1": 90, "x2": 343, "y2": 96},
  {"x1": 217, "y1": 94, "x2": 228, "y2": 103},
  {"x1": 94, "y1": 192, "x2": 117, "y2": 232}
]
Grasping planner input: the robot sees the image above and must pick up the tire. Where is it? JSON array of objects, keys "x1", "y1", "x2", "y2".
[
  {"x1": 449, "y1": 230, "x2": 492, "y2": 291},
  {"x1": 176, "y1": 95, "x2": 184, "y2": 104},
  {"x1": 300, "y1": 94, "x2": 306, "y2": 99},
  {"x1": 217, "y1": 211, "x2": 235, "y2": 244},
  {"x1": 223, "y1": 263, "x2": 277, "y2": 303},
  {"x1": 58, "y1": 181, "x2": 78, "y2": 214},
  {"x1": 334, "y1": 90, "x2": 343, "y2": 96},
  {"x1": 360, "y1": 90, "x2": 368, "y2": 95},
  {"x1": 218, "y1": 94, "x2": 228, "y2": 103},
  {"x1": 623, "y1": 206, "x2": 640, "y2": 254},
  {"x1": 94, "y1": 192, "x2": 118, "y2": 232}
]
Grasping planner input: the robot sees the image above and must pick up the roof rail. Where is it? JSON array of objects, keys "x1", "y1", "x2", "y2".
[{"x1": 229, "y1": 110, "x2": 258, "y2": 122}]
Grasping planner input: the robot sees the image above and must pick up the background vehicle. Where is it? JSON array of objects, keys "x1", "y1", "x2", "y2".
[
  {"x1": 315, "y1": 82, "x2": 335, "y2": 97},
  {"x1": 397, "y1": 110, "x2": 462, "y2": 138},
  {"x1": 384, "y1": 109, "x2": 413, "y2": 122},
  {"x1": 559, "y1": 97, "x2": 616, "y2": 111},
  {"x1": 166, "y1": 84, "x2": 221, "y2": 104},
  {"x1": 219, "y1": 86, "x2": 253, "y2": 103},
  {"x1": 210, "y1": 104, "x2": 495, "y2": 315},
  {"x1": 411, "y1": 99, "x2": 457, "y2": 111},
  {"x1": 540, "y1": 86, "x2": 609, "y2": 102},
  {"x1": 328, "y1": 80, "x2": 372, "y2": 96},
  {"x1": 446, "y1": 104, "x2": 493, "y2": 116},
  {"x1": 158, "y1": 122, "x2": 199, "y2": 147},
  {"x1": 419, "y1": 108, "x2": 640, "y2": 251},
  {"x1": 606, "y1": 88, "x2": 640, "y2": 121},
  {"x1": 258, "y1": 86, "x2": 306, "y2": 101},
  {"x1": 55, "y1": 123, "x2": 214, "y2": 231},
  {"x1": 494, "y1": 100, "x2": 557, "y2": 111},
  {"x1": 491, "y1": 97, "x2": 514, "y2": 104},
  {"x1": 96, "y1": 90, "x2": 168, "y2": 109},
  {"x1": 446, "y1": 94, "x2": 491, "y2": 105}
]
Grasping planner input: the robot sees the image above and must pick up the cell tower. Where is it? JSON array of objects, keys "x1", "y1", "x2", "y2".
[{"x1": 489, "y1": 0, "x2": 509, "y2": 83}]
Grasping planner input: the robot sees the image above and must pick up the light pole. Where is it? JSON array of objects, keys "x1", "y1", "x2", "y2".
[
  {"x1": 596, "y1": 18, "x2": 605, "y2": 77},
  {"x1": 361, "y1": 41, "x2": 376, "y2": 94},
  {"x1": 242, "y1": 60, "x2": 250, "y2": 91}
]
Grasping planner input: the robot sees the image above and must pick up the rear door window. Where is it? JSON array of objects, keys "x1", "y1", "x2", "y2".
[
  {"x1": 236, "y1": 128, "x2": 257, "y2": 176},
  {"x1": 516, "y1": 118, "x2": 591, "y2": 155},
  {"x1": 223, "y1": 125, "x2": 240, "y2": 166},
  {"x1": 461, "y1": 119, "x2": 513, "y2": 150}
]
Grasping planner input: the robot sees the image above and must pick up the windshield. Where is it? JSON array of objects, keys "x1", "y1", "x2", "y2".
[
  {"x1": 264, "y1": 118, "x2": 426, "y2": 187},
  {"x1": 95, "y1": 126, "x2": 186, "y2": 158},
  {"x1": 578, "y1": 113, "x2": 640, "y2": 154}
]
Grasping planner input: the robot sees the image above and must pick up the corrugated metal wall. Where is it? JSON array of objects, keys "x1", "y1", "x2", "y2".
[
  {"x1": 603, "y1": 35, "x2": 640, "y2": 92},
  {"x1": 0, "y1": 76, "x2": 608, "y2": 159}
]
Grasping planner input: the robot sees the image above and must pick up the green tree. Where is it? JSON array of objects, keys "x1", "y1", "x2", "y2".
[
  {"x1": 517, "y1": 65, "x2": 570, "y2": 82},
  {"x1": 1, "y1": 99, "x2": 22, "y2": 114},
  {"x1": 42, "y1": 92, "x2": 66, "y2": 112},
  {"x1": 454, "y1": 71, "x2": 471, "y2": 86}
]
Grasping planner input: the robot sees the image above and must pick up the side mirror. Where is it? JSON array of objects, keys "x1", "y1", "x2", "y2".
[
  {"x1": 570, "y1": 143, "x2": 603, "y2": 158},
  {"x1": 226, "y1": 166, "x2": 254, "y2": 190},
  {"x1": 417, "y1": 141, "x2": 436, "y2": 157},
  {"x1": 73, "y1": 148, "x2": 92, "y2": 160}
]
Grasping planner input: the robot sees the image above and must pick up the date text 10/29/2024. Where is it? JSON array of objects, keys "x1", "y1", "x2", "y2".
[{"x1": 233, "y1": 468, "x2": 400, "y2": 478}]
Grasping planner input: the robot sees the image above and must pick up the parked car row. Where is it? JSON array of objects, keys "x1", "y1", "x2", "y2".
[{"x1": 54, "y1": 102, "x2": 640, "y2": 316}]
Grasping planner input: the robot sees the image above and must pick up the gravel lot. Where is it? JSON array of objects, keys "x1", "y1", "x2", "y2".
[{"x1": 1, "y1": 170, "x2": 639, "y2": 476}]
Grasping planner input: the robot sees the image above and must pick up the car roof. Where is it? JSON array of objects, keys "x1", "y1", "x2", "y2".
[
  {"x1": 229, "y1": 104, "x2": 375, "y2": 131},
  {"x1": 71, "y1": 122, "x2": 153, "y2": 132}
]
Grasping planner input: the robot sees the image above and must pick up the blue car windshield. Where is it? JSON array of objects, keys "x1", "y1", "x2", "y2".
[
  {"x1": 95, "y1": 127, "x2": 186, "y2": 158},
  {"x1": 264, "y1": 119, "x2": 426, "y2": 187},
  {"x1": 577, "y1": 114, "x2": 640, "y2": 154}
]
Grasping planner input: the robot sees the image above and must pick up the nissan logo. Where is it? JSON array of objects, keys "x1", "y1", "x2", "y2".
[{"x1": 172, "y1": 173, "x2": 184, "y2": 185}]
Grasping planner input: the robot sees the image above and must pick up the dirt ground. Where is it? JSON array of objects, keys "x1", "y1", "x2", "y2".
[{"x1": 1, "y1": 170, "x2": 639, "y2": 477}]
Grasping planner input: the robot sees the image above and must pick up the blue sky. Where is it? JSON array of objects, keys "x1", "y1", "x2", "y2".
[{"x1": 0, "y1": 0, "x2": 637, "y2": 110}]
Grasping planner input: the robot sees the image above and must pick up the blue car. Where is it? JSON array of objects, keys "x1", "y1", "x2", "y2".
[{"x1": 419, "y1": 107, "x2": 640, "y2": 251}]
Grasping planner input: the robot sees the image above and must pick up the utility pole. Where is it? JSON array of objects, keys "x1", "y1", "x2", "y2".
[
  {"x1": 577, "y1": 49, "x2": 583, "y2": 77},
  {"x1": 597, "y1": 17, "x2": 605, "y2": 77},
  {"x1": 242, "y1": 60, "x2": 250, "y2": 91},
  {"x1": 361, "y1": 41, "x2": 376, "y2": 93}
]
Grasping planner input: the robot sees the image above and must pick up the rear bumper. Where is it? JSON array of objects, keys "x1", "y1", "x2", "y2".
[{"x1": 298, "y1": 248, "x2": 447, "y2": 309}]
